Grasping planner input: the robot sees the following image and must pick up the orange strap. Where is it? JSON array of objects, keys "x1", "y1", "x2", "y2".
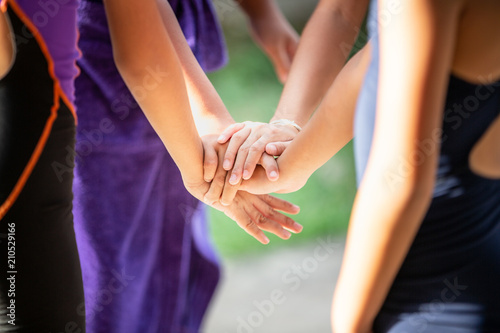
[{"x1": 0, "y1": 0, "x2": 71, "y2": 220}]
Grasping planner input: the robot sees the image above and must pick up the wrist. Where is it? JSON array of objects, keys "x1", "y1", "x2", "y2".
[{"x1": 270, "y1": 119, "x2": 302, "y2": 132}]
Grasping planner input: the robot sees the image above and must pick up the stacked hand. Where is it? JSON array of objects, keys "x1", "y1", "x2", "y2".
[
  {"x1": 187, "y1": 119, "x2": 308, "y2": 244},
  {"x1": 182, "y1": 133, "x2": 302, "y2": 245}
]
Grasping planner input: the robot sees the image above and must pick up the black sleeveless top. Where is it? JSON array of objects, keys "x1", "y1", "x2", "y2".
[{"x1": 354, "y1": 1, "x2": 500, "y2": 331}]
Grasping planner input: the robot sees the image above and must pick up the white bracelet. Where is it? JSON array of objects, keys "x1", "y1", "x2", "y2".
[{"x1": 270, "y1": 119, "x2": 302, "y2": 132}]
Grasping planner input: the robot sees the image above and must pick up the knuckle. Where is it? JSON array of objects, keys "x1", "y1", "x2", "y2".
[
  {"x1": 213, "y1": 173, "x2": 226, "y2": 186},
  {"x1": 265, "y1": 207, "x2": 277, "y2": 218},
  {"x1": 233, "y1": 132, "x2": 246, "y2": 141},
  {"x1": 259, "y1": 194, "x2": 272, "y2": 204},
  {"x1": 283, "y1": 216, "x2": 294, "y2": 227},
  {"x1": 249, "y1": 144, "x2": 262, "y2": 153},
  {"x1": 257, "y1": 214, "x2": 268, "y2": 225},
  {"x1": 246, "y1": 219, "x2": 256, "y2": 230},
  {"x1": 239, "y1": 145, "x2": 250, "y2": 154},
  {"x1": 204, "y1": 158, "x2": 218, "y2": 168}
]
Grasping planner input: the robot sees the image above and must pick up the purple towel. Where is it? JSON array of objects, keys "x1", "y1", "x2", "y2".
[{"x1": 73, "y1": 1, "x2": 226, "y2": 332}]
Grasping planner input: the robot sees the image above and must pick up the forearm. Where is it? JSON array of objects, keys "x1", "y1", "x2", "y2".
[
  {"x1": 331, "y1": 171, "x2": 433, "y2": 331},
  {"x1": 103, "y1": 0, "x2": 204, "y2": 181},
  {"x1": 277, "y1": 44, "x2": 370, "y2": 187},
  {"x1": 272, "y1": 0, "x2": 369, "y2": 127},
  {"x1": 237, "y1": 0, "x2": 281, "y2": 22},
  {"x1": 156, "y1": 0, "x2": 234, "y2": 136}
]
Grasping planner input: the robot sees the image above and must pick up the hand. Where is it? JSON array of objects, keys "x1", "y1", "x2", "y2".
[
  {"x1": 217, "y1": 121, "x2": 299, "y2": 186},
  {"x1": 240, "y1": 164, "x2": 308, "y2": 195},
  {"x1": 183, "y1": 178, "x2": 303, "y2": 244},
  {"x1": 247, "y1": 6, "x2": 299, "y2": 83},
  {"x1": 195, "y1": 135, "x2": 303, "y2": 243}
]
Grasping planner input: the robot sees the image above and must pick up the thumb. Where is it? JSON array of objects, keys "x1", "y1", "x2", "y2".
[{"x1": 266, "y1": 141, "x2": 291, "y2": 156}]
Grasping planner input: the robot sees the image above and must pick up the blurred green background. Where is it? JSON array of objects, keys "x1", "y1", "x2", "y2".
[{"x1": 206, "y1": 0, "x2": 364, "y2": 257}]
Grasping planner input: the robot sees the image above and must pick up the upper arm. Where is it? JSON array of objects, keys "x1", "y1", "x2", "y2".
[
  {"x1": 0, "y1": 8, "x2": 14, "y2": 79},
  {"x1": 102, "y1": 0, "x2": 178, "y2": 75},
  {"x1": 365, "y1": 0, "x2": 464, "y2": 194},
  {"x1": 318, "y1": 0, "x2": 370, "y2": 24}
]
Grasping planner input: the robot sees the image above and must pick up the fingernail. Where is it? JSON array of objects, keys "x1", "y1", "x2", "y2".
[
  {"x1": 293, "y1": 222, "x2": 303, "y2": 232},
  {"x1": 243, "y1": 170, "x2": 250, "y2": 179},
  {"x1": 269, "y1": 171, "x2": 278, "y2": 180},
  {"x1": 263, "y1": 236, "x2": 270, "y2": 244},
  {"x1": 229, "y1": 173, "x2": 238, "y2": 184},
  {"x1": 282, "y1": 230, "x2": 291, "y2": 239},
  {"x1": 218, "y1": 135, "x2": 226, "y2": 142},
  {"x1": 223, "y1": 159, "x2": 231, "y2": 170}
]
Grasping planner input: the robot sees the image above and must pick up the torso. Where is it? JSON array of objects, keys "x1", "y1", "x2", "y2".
[{"x1": 355, "y1": 0, "x2": 500, "y2": 330}]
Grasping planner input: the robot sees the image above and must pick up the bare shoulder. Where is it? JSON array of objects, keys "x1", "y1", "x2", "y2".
[{"x1": 452, "y1": 0, "x2": 500, "y2": 83}]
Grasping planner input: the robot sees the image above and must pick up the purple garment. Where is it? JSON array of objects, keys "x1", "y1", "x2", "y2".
[
  {"x1": 73, "y1": 1, "x2": 226, "y2": 332},
  {"x1": 15, "y1": 0, "x2": 80, "y2": 103}
]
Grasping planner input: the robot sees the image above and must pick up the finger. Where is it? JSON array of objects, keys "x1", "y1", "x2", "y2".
[
  {"x1": 266, "y1": 141, "x2": 291, "y2": 156},
  {"x1": 260, "y1": 194, "x2": 300, "y2": 215},
  {"x1": 242, "y1": 138, "x2": 268, "y2": 180},
  {"x1": 220, "y1": 171, "x2": 241, "y2": 206},
  {"x1": 246, "y1": 201, "x2": 292, "y2": 240},
  {"x1": 259, "y1": 153, "x2": 279, "y2": 181},
  {"x1": 229, "y1": 141, "x2": 253, "y2": 185},
  {"x1": 217, "y1": 123, "x2": 246, "y2": 144},
  {"x1": 225, "y1": 206, "x2": 270, "y2": 245},
  {"x1": 203, "y1": 166, "x2": 227, "y2": 206},
  {"x1": 257, "y1": 195, "x2": 303, "y2": 234},
  {"x1": 202, "y1": 141, "x2": 218, "y2": 182},
  {"x1": 223, "y1": 127, "x2": 251, "y2": 171},
  {"x1": 251, "y1": 196, "x2": 304, "y2": 239}
]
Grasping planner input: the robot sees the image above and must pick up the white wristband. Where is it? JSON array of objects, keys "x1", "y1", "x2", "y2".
[{"x1": 270, "y1": 119, "x2": 302, "y2": 132}]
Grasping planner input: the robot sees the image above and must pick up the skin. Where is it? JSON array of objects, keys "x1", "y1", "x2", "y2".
[
  {"x1": 0, "y1": 6, "x2": 14, "y2": 79},
  {"x1": 238, "y1": 0, "x2": 299, "y2": 84},
  {"x1": 213, "y1": 0, "x2": 370, "y2": 204},
  {"x1": 199, "y1": 0, "x2": 300, "y2": 204},
  {"x1": 244, "y1": 0, "x2": 500, "y2": 331},
  {"x1": 103, "y1": 0, "x2": 304, "y2": 244}
]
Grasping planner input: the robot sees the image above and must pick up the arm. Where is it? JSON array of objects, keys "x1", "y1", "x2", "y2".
[
  {"x1": 102, "y1": 0, "x2": 302, "y2": 243},
  {"x1": 103, "y1": 0, "x2": 203, "y2": 183},
  {"x1": 240, "y1": 42, "x2": 371, "y2": 195},
  {"x1": 219, "y1": 0, "x2": 369, "y2": 186},
  {"x1": 272, "y1": 0, "x2": 369, "y2": 126},
  {"x1": 155, "y1": 0, "x2": 233, "y2": 137},
  {"x1": 237, "y1": 0, "x2": 299, "y2": 83},
  {"x1": 331, "y1": 1, "x2": 463, "y2": 331}
]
